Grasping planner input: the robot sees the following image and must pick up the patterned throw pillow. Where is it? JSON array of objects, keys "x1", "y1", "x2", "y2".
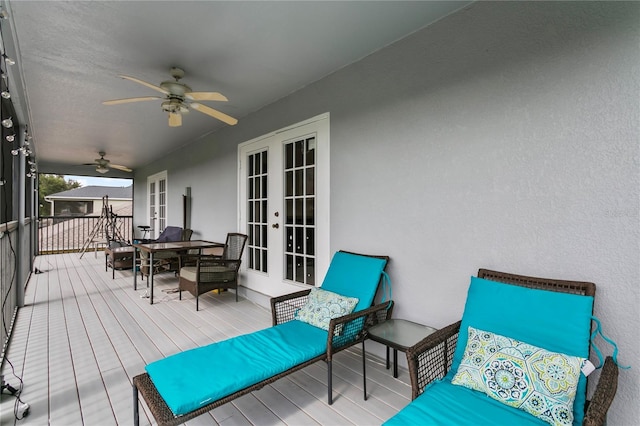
[
  {"x1": 451, "y1": 326, "x2": 586, "y2": 426},
  {"x1": 295, "y1": 288, "x2": 359, "y2": 335}
]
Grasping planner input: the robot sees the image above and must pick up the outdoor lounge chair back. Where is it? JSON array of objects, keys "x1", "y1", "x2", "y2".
[
  {"x1": 155, "y1": 226, "x2": 184, "y2": 242},
  {"x1": 134, "y1": 250, "x2": 393, "y2": 426},
  {"x1": 384, "y1": 269, "x2": 620, "y2": 426},
  {"x1": 221, "y1": 232, "x2": 247, "y2": 260}
]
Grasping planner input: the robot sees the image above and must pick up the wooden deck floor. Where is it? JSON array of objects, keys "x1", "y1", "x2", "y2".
[{"x1": 1, "y1": 253, "x2": 411, "y2": 425}]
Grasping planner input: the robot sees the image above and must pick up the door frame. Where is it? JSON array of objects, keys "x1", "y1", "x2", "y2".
[
  {"x1": 237, "y1": 113, "x2": 330, "y2": 297},
  {"x1": 147, "y1": 170, "x2": 168, "y2": 239}
]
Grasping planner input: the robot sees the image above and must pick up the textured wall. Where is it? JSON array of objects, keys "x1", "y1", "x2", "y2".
[{"x1": 135, "y1": 2, "x2": 639, "y2": 423}]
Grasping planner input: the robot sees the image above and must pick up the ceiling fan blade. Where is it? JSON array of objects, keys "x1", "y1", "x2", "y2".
[
  {"x1": 119, "y1": 75, "x2": 169, "y2": 95},
  {"x1": 110, "y1": 164, "x2": 133, "y2": 172},
  {"x1": 103, "y1": 96, "x2": 161, "y2": 105},
  {"x1": 185, "y1": 92, "x2": 228, "y2": 102},
  {"x1": 191, "y1": 103, "x2": 238, "y2": 126},
  {"x1": 168, "y1": 112, "x2": 182, "y2": 127}
]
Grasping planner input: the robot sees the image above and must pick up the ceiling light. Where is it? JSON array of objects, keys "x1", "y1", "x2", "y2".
[
  {"x1": 96, "y1": 165, "x2": 109, "y2": 174},
  {"x1": 1, "y1": 90, "x2": 10, "y2": 99},
  {"x1": 1, "y1": 117, "x2": 13, "y2": 128}
]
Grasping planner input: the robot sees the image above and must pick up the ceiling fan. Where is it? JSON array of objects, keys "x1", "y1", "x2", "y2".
[
  {"x1": 84, "y1": 152, "x2": 132, "y2": 174},
  {"x1": 102, "y1": 67, "x2": 237, "y2": 127}
]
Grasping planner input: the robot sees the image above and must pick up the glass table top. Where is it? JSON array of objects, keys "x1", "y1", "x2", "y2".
[{"x1": 368, "y1": 319, "x2": 437, "y2": 350}]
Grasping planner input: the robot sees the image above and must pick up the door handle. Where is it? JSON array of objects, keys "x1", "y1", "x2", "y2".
[{"x1": 272, "y1": 223, "x2": 280, "y2": 229}]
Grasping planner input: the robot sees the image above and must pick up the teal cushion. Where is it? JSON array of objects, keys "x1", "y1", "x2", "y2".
[
  {"x1": 452, "y1": 326, "x2": 586, "y2": 426},
  {"x1": 448, "y1": 277, "x2": 593, "y2": 425},
  {"x1": 320, "y1": 251, "x2": 387, "y2": 313},
  {"x1": 295, "y1": 287, "x2": 359, "y2": 334},
  {"x1": 146, "y1": 320, "x2": 328, "y2": 416},
  {"x1": 384, "y1": 380, "x2": 545, "y2": 426}
]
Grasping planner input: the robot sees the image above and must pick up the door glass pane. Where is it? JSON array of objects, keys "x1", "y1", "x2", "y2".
[
  {"x1": 306, "y1": 167, "x2": 314, "y2": 195},
  {"x1": 149, "y1": 181, "x2": 155, "y2": 234},
  {"x1": 285, "y1": 171, "x2": 293, "y2": 197},
  {"x1": 247, "y1": 150, "x2": 268, "y2": 273},
  {"x1": 286, "y1": 254, "x2": 293, "y2": 281},
  {"x1": 159, "y1": 178, "x2": 166, "y2": 231},
  {"x1": 283, "y1": 136, "x2": 316, "y2": 285}
]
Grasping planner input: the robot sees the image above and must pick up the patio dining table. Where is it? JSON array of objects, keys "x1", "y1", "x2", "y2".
[{"x1": 133, "y1": 240, "x2": 225, "y2": 304}]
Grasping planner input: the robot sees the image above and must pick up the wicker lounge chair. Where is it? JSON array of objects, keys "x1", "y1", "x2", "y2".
[
  {"x1": 178, "y1": 232, "x2": 248, "y2": 310},
  {"x1": 133, "y1": 250, "x2": 393, "y2": 426},
  {"x1": 385, "y1": 269, "x2": 619, "y2": 426}
]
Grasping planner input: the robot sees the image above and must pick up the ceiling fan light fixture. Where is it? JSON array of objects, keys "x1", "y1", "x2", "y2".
[
  {"x1": 96, "y1": 165, "x2": 109, "y2": 174},
  {"x1": 168, "y1": 112, "x2": 182, "y2": 127},
  {"x1": 161, "y1": 98, "x2": 188, "y2": 113}
]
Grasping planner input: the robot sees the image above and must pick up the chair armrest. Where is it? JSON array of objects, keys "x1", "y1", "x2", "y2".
[
  {"x1": 270, "y1": 289, "x2": 312, "y2": 326},
  {"x1": 583, "y1": 356, "x2": 619, "y2": 426},
  {"x1": 406, "y1": 320, "x2": 461, "y2": 400},
  {"x1": 326, "y1": 301, "x2": 395, "y2": 359}
]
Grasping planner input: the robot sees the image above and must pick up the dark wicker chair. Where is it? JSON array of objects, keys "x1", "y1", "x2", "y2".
[
  {"x1": 133, "y1": 250, "x2": 393, "y2": 426},
  {"x1": 104, "y1": 242, "x2": 134, "y2": 279},
  {"x1": 401, "y1": 269, "x2": 619, "y2": 426},
  {"x1": 139, "y1": 227, "x2": 193, "y2": 279},
  {"x1": 178, "y1": 233, "x2": 248, "y2": 310}
]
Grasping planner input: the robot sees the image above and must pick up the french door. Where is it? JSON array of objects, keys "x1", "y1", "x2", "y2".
[
  {"x1": 147, "y1": 171, "x2": 167, "y2": 239},
  {"x1": 239, "y1": 114, "x2": 330, "y2": 296}
]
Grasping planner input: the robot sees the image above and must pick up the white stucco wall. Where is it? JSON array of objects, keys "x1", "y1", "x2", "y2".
[{"x1": 135, "y1": 2, "x2": 639, "y2": 423}]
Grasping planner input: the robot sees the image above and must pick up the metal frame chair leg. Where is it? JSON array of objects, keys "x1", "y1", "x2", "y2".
[
  {"x1": 362, "y1": 340, "x2": 368, "y2": 400},
  {"x1": 327, "y1": 360, "x2": 333, "y2": 405},
  {"x1": 133, "y1": 381, "x2": 139, "y2": 426}
]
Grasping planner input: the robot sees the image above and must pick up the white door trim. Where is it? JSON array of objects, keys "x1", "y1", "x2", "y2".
[{"x1": 237, "y1": 113, "x2": 330, "y2": 297}]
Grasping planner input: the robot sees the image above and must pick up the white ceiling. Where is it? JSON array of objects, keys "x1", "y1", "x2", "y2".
[{"x1": 2, "y1": 1, "x2": 468, "y2": 177}]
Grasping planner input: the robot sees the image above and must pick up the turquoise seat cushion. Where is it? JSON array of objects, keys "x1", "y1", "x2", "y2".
[
  {"x1": 384, "y1": 380, "x2": 546, "y2": 426},
  {"x1": 320, "y1": 251, "x2": 387, "y2": 313},
  {"x1": 146, "y1": 320, "x2": 328, "y2": 416},
  {"x1": 447, "y1": 276, "x2": 593, "y2": 425}
]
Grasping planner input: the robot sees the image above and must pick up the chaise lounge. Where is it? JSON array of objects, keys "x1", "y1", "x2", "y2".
[
  {"x1": 384, "y1": 269, "x2": 620, "y2": 426},
  {"x1": 133, "y1": 250, "x2": 393, "y2": 425}
]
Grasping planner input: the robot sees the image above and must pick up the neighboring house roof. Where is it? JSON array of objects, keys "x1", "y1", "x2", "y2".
[{"x1": 45, "y1": 185, "x2": 132, "y2": 200}]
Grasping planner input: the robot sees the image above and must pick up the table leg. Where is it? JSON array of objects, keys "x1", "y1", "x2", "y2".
[
  {"x1": 393, "y1": 348, "x2": 398, "y2": 378},
  {"x1": 386, "y1": 346, "x2": 390, "y2": 369},
  {"x1": 149, "y1": 252, "x2": 154, "y2": 304},
  {"x1": 133, "y1": 247, "x2": 137, "y2": 290}
]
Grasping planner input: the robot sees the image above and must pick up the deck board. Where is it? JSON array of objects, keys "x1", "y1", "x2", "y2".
[{"x1": 0, "y1": 253, "x2": 410, "y2": 425}]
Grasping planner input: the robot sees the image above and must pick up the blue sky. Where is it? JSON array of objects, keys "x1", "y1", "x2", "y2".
[{"x1": 65, "y1": 175, "x2": 132, "y2": 188}]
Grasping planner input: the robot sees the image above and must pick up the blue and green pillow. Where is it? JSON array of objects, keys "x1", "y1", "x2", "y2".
[{"x1": 452, "y1": 326, "x2": 586, "y2": 426}]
